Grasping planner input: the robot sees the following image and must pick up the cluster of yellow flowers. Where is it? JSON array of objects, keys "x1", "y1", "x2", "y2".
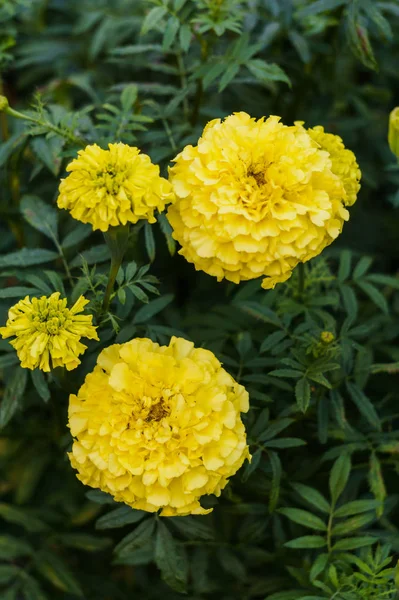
[{"x1": 1, "y1": 112, "x2": 361, "y2": 515}]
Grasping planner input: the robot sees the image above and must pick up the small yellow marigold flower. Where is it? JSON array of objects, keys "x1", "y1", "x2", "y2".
[
  {"x1": 68, "y1": 336, "x2": 249, "y2": 516},
  {"x1": 57, "y1": 143, "x2": 174, "y2": 232},
  {"x1": 167, "y1": 112, "x2": 357, "y2": 289},
  {"x1": 388, "y1": 107, "x2": 399, "y2": 159},
  {"x1": 307, "y1": 126, "x2": 361, "y2": 207},
  {"x1": 0, "y1": 293, "x2": 98, "y2": 372}
]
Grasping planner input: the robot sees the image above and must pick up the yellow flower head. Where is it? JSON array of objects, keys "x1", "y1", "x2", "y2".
[
  {"x1": 57, "y1": 143, "x2": 174, "y2": 232},
  {"x1": 68, "y1": 336, "x2": 249, "y2": 516},
  {"x1": 388, "y1": 107, "x2": 399, "y2": 159},
  {"x1": 0, "y1": 293, "x2": 98, "y2": 372},
  {"x1": 167, "y1": 112, "x2": 357, "y2": 289},
  {"x1": 307, "y1": 126, "x2": 361, "y2": 207}
]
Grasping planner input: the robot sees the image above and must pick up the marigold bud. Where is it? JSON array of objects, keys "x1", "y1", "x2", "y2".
[
  {"x1": 320, "y1": 331, "x2": 335, "y2": 344},
  {"x1": 0, "y1": 95, "x2": 9, "y2": 112}
]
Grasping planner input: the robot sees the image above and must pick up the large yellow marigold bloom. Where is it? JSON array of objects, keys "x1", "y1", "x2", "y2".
[
  {"x1": 57, "y1": 143, "x2": 174, "y2": 232},
  {"x1": 307, "y1": 126, "x2": 361, "y2": 207},
  {"x1": 68, "y1": 336, "x2": 249, "y2": 516},
  {"x1": 167, "y1": 112, "x2": 360, "y2": 289},
  {"x1": 0, "y1": 293, "x2": 98, "y2": 371}
]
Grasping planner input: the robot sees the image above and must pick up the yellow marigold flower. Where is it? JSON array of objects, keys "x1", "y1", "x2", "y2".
[
  {"x1": 68, "y1": 336, "x2": 249, "y2": 516},
  {"x1": 307, "y1": 125, "x2": 361, "y2": 207},
  {"x1": 0, "y1": 293, "x2": 98, "y2": 372},
  {"x1": 167, "y1": 112, "x2": 355, "y2": 289},
  {"x1": 57, "y1": 143, "x2": 174, "y2": 232},
  {"x1": 388, "y1": 107, "x2": 399, "y2": 159}
]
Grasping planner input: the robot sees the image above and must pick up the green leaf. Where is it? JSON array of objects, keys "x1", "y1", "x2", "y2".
[
  {"x1": 20, "y1": 195, "x2": 58, "y2": 243},
  {"x1": 169, "y1": 516, "x2": 214, "y2": 541},
  {"x1": 340, "y1": 284, "x2": 358, "y2": 321},
  {"x1": 235, "y1": 301, "x2": 282, "y2": 326},
  {"x1": 0, "y1": 368, "x2": 28, "y2": 429},
  {"x1": 279, "y1": 508, "x2": 327, "y2": 531},
  {"x1": 20, "y1": 574, "x2": 47, "y2": 600},
  {"x1": 155, "y1": 520, "x2": 188, "y2": 593},
  {"x1": 162, "y1": 16, "x2": 180, "y2": 51},
  {"x1": 218, "y1": 63, "x2": 240, "y2": 92},
  {"x1": 260, "y1": 331, "x2": 286, "y2": 353},
  {"x1": 296, "y1": 0, "x2": 346, "y2": 18},
  {"x1": 356, "y1": 280, "x2": 389, "y2": 314},
  {"x1": 0, "y1": 286, "x2": 41, "y2": 299},
  {"x1": 120, "y1": 84, "x2": 138, "y2": 111},
  {"x1": 310, "y1": 553, "x2": 328, "y2": 581},
  {"x1": 86, "y1": 490, "x2": 115, "y2": 505},
  {"x1": 285, "y1": 535, "x2": 326, "y2": 549},
  {"x1": 332, "y1": 536, "x2": 377, "y2": 551},
  {"x1": 31, "y1": 137, "x2": 62, "y2": 175},
  {"x1": 0, "y1": 503, "x2": 47, "y2": 533},
  {"x1": 0, "y1": 565, "x2": 21, "y2": 584},
  {"x1": 141, "y1": 6, "x2": 167, "y2": 35},
  {"x1": 247, "y1": 59, "x2": 291, "y2": 87},
  {"x1": 0, "y1": 535, "x2": 33, "y2": 559},
  {"x1": 70, "y1": 245, "x2": 110, "y2": 268},
  {"x1": 338, "y1": 250, "x2": 352, "y2": 282},
  {"x1": 55, "y1": 533, "x2": 111, "y2": 552},
  {"x1": 96, "y1": 506, "x2": 145, "y2": 530},
  {"x1": 31, "y1": 370, "x2": 50, "y2": 402},
  {"x1": 115, "y1": 518, "x2": 156, "y2": 555},
  {"x1": 367, "y1": 274, "x2": 399, "y2": 289},
  {"x1": 334, "y1": 499, "x2": 381, "y2": 518},
  {"x1": 329, "y1": 454, "x2": 351, "y2": 504},
  {"x1": 291, "y1": 483, "x2": 330, "y2": 514},
  {"x1": 346, "y1": 382, "x2": 381, "y2": 431},
  {"x1": 61, "y1": 223, "x2": 92, "y2": 249},
  {"x1": 34, "y1": 550, "x2": 83, "y2": 597},
  {"x1": 144, "y1": 221, "x2": 156, "y2": 263},
  {"x1": 179, "y1": 24, "x2": 191, "y2": 52},
  {"x1": 295, "y1": 378, "x2": 311, "y2": 413},
  {"x1": 269, "y1": 451, "x2": 281, "y2": 512},
  {"x1": 158, "y1": 213, "x2": 176, "y2": 256},
  {"x1": 288, "y1": 31, "x2": 310, "y2": 63},
  {"x1": 258, "y1": 417, "x2": 294, "y2": 441},
  {"x1": 353, "y1": 256, "x2": 373, "y2": 279},
  {"x1": 0, "y1": 353, "x2": 19, "y2": 369},
  {"x1": 331, "y1": 512, "x2": 376, "y2": 536},
  {"x1": 0, "y1": 249, "x2": 59, "y2": 268},
  {"x1": 264, "y1": 438, "x2": 306, "y2": 448},
  {"x1": 369, "y1": 452, "x2": 386, "y2": 517},
  {"x1": 133, "y1": 294, "x2": 174, "y2": 324},
  {"x1": 269, "y1": 369, "x2": 303, "y2": 379}
]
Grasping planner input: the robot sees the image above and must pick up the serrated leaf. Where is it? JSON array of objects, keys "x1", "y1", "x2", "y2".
[
  {"x1": 133, "y1": 294, "x2": 173, "y2": 324},
  {"x1": 279, "y1": 508, "x2": 327, "y2": 531},
  {"x1": 34, "y1": 550, "x2": 83, "y2": 597},
  {"x1": 338, "y1": 250, "x2": 352, "y2": 282},
  {"x1": 260, "y1": 331, "x2": 286, "y2": 353},
  {"x1": 357, "y1": 280, "x2": 389, "y2": 314},
  {"x1": 155, "y1": 520, "x2": 188, "y2": 593},
  {"x1": 115, "y1": 518, "x2": 155, "y2": 555},
  {"x1": 162, "y1": 16, "x2": 180, "y2": 51},
  {"x1": 332, "y1": 536, "x2": 377, "y2": 551},
  {"x1": 369, "y1": 452, "x2": 386, "y2": 517},
  {"x1": 285, "y1": 535, "x2": 326, "y2": 549},
  {"x1": 70, "y1": 245, "x2": 110, "y2": 268},
  {"x1": 0, "y1": 286, "x2": 41, "y2": 299},
  {"x1": 247, "y1": 59, "x2": 291, "y2": 86},
  {"x1": 169, "y1": 516, "x2": 214, "y2": 541},
  {"x1": 55, "y1": 533, "x2": 111, "y2": 552},
  {"x1": 334, "y1": 499, "x2": 381, "y2": 518},
  {"x1": 0, "y1": 368, "x2": 28, "y2": 429},
  {"x1": 141, "y1": 6, "x2": 167, "y2": 35},
  {"x1": 331, "y1": 512, "x2": 376, "y2": 536},
  {"x1": 96, "y1": 506, "x2": 145, "y2": 530},
  {"x1": 296, "y1": 0, "x2": 346, "y2": 18},
  {"x1": 292, "y1": 483, "x2": 330, "y2": 514},
  {"x1": 31, "y1": 370, "x2": 50, "y2": 402},
  {"x1": 21, "y1": 195, "x2": 58, "y2": 242},
  {"x1": 144, "y1": 221, "x2": 156, "y2": 263},
  {"x1": 295, "y1": 378, "x2": 311, "y2": 413},
  {"x1": 329, "y1": 454, "x2": 351, "y2": 504},
  {"x1": 61, "y1": 223, "x2": 92, "y2": 249},
  {"x1": 340, "y1": 284, "x2": 358, "y2": 321},
  {"x1": 346, "y1": 382, "x2": 381, "y2": 430},
  {"x1": 0, "y1": 249, "x2": 59, "y2": 268},
  {"x1": 235, "y1": 301, "x2": 282, "y2": 326}
]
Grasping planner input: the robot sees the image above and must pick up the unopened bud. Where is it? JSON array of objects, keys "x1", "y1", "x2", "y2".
[{"x1": 320, "y1": 331, "x2": 335, "y2": 344}]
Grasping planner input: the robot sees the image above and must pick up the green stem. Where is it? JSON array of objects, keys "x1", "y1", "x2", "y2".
[
  {"x1": 101, "y1": 224, "x2": 130, "y2": 315},
  {"x1": 176, "y1": 51, "x2": 189, "y2": 121},
  {"x1": 298, "y1": 262, "x2": 305, "y2": 297},
  {"x1": 327, "y1": 502, "x2": 335, "y2": 553},
  {"x1": 5, "y1": 105, "x2": 86, "y2": 147}
]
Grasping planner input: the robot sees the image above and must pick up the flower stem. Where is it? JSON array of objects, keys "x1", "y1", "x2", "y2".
[
  {"x1": 102, "y1": 224, "x2": 130, "y2": 315},
  {"x1": 298, "y1": 262, "x2": 305, "y2": 297}
]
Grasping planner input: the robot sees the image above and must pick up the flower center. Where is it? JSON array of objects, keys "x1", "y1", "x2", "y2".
[
  {"x1": 32, "y1": 304, "x2": 70, "y2": 335},
  {"x1": 95, "y1": 164, "x2": 128, "y2": 195}
]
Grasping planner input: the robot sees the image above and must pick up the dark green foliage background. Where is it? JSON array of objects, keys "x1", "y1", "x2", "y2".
[{"x1": 1, "y1": 1, "x2": 399, "y2": 599}]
